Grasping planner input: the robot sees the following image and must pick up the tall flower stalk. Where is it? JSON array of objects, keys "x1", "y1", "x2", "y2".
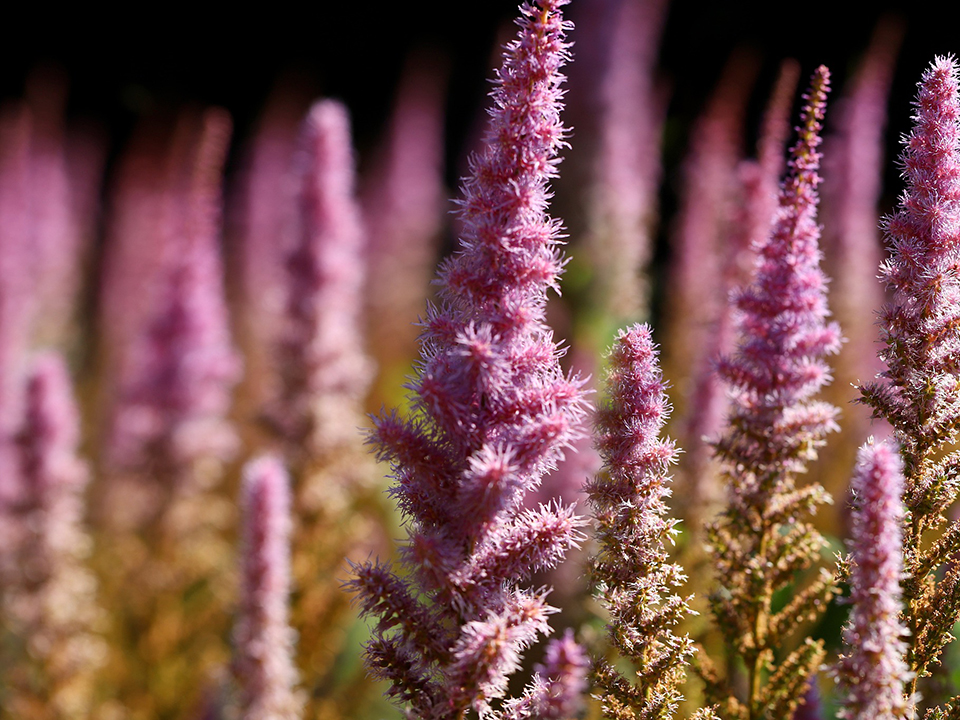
[
  {"x1": 858, "y1": 55, "x2": 960, "y2": 712},
  {"x1": 587, "y1": 323, "x2": 707, "y2": 720},
  {"x1": 2, "y1": 353, "x2": 105, "y2": 719},
  {"x1": 702, "y1": 66, "x2": 841, "y2": 720},
  {"x1": 349, "y1": 1, "x2": 588, "y2": 716},
  {"x1": 233, "y1": 456, "x2": 302, "y2": 720},
  {"x1": 836, "y1": 439, "x2": 913, "y2": 720}
]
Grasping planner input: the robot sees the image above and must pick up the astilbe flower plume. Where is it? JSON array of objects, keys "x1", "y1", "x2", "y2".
[
  {"x1": 94, "y1": 109, "x2": 242, "y2": 720},
  {"x1": 268, "y1": 98, "x2": 372, "y2": 454},
  {"x1": 262, "y1": 99, "x2": 383, "y2": 715},
  {"x1": 586, "y1": 323, "x2": 705, "y2": 720},
  {"x1": 836, "y1": 439, "x2": 913, "y2": 720},
  {"x1": 362, "y1": 54, "x2": 447, "y2": 408},
  {"x1": 349, "y1": 1, "x2": 588, "y2": 716},
  {"x1": 858, "y1": 55, "x2": 960, "y2": 709},
  {"x1": 233, "y1": 456, "x2": 302, "y2": 720},
  {"x1": 2, "y1": 353, "x2": 105, "y2": 719},
  {"x1": 500, "y1": 629, "x2": 591, "y2": 720},
  {"x1": 702, "y1": 66, "x2": 842, "y2": 720}
]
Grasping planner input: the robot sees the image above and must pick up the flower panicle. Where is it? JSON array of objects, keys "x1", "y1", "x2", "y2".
[
  {"x1": 858, "y1": 54, "x2": 960, "y2": 699},
  {"x1": 233, "y1": 455, "x2": 302, "y2": 720},
  {"x1": 705, "y1": 66, "x2": 840, "y2": 720},
  {"x1": 269, "y1": 98, "x2": 373, "y2": 452},
  {"x1": 587, "y1": 323, "x2": 695, "y2": 718},
  {"x1": 350, "y1": 2, "x2": 586, "y2": 717},
  {"x1": 835, "y1": 439, "x2": 914, "y2": 720}
]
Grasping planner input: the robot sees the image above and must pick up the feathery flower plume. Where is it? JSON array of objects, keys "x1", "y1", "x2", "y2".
[
  {"x1": 105, "y1": 108, "x2": 241, "y2": 477},
  {"x1": 255, "y1": 99, "x2": 384, "y2": 716},
  {"x1": 661, "y1": 53, "x2": 758, "y2": 540},
  {"x1": 24, "y1": 68, "x2": 104, "y2": 351},
  {"x1": 349, "y1": 1, "x2": 588, "y2": 715},
  {"x1": 267, "y1": 99, "x2": 372, "y2": 454},
  {"x1": 580, "y1": 0, "x2": 668, "y2": 329},
  {"x1": 501, "y1": 629, "x2": 590, "y2": 720},
  {"x1": 836, "y1": 439, "x2": 913, "y2": 720},
  {"x1": 661, "y1": 51, "x2": 756, "y2": 430},
  {"x1": 362, "y1": 53, "x2": 447, "y2": 408},
  {"x1": 94, "y1": 109, "x2": 241, "y2": 719},
  {"x1": 587, "y1": 323, "x2": 703, "y2": 720},
  {"x1": 2, "y1": 353, "x2": 105, "y2": 719},
  {"x1": 0, "y1": 104, "x2": 33, "y2": 502},
  {"x1": 233, "y1": 456, "x2": 302, "y2": 720},
  {"x1": 230, "y1": 80, "x2": 311, "y2": 416},
  {"x1": 858, "y1": 55, "x2": 960, "y2": 709},
  {"x1": 819, "y1": 22, "x2": 902, "y2": 498},
  {"x1": 703, "y1": 66, "x2": 841, "y2": 720}
]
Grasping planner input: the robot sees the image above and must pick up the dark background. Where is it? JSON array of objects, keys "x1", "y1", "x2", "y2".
[{"x1": 4, "y1": 2, "x2": 954, "y2": 160}]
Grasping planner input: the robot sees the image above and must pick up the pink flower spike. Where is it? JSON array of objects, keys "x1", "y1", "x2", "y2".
[
  {"x1": 716, "y1": 65, "x2": 842, "y2": 476},
  {"x1": 582, "y1": 0, "x2": 669, "y2": 322},
  {"x1": 499, "y1": 629, "x2": 590, "y2": 720},
  {"x1": 233, "y1": 455, "x2": 302, "y2": 720},
  {"x1": 6, "y1": 352, "x2": 104, "y2": 715},
  {"x1": 350, "y1": 1, "x2": 587, "y2": 715},
  {"x1": 268, "y1": 98, "x2": 373, "y2": 452},
  {"x1": 363, "y1": 53, "x2": 447, "y2": 401},
  {"x1": 836, "y1": 439, "x2": 913, "y2": 720},
  {"x1": 861, "y1": 55, "x2": 960, "y2": 465},
  {"x1": 587, "y1": 323, "x2": 695, "y2": 717},
  {"x1": 106, "y1": 109, "x2": 241, "y2": 474},
  {"x1": 822, "y1": 20, "x2": 902, "y2": 426}
]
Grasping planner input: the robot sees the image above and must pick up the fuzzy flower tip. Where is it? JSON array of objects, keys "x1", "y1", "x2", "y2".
[
  {"x1": 862, "y1": 56, "x2": 960, "y2": 468},
  {"x1": 587, "y1": 323, "x2": 694, "y2": 717},
  {"x1": 836, "y1": 439, "x2": 913, "y2": 720},
  {"x1": 233, "y1": 455, "x2": 302, "y2": 720},
  {"x1": 270, "y1": 98, "x2": 372, "y2": 451},
  {"x1": 6, "y1": 352, "x2": 105, "y2": 716},
  {"x1": 500, "y1": 629, "x2": 590, "y2": 720},
  {"x1": 716, "y1": 65, "x2": 842, "y2": 477},
  {"x1": 350, "y1": 1, "x2": 587, "y2": 716},
  {"x1": 107, "y1": 109, "x2": 241, "y2": 472}
]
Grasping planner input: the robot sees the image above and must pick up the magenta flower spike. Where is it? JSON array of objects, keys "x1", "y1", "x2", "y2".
[
  {"x1": 268, "y1": 99, "x2": 372, "y2": 453},
  {"x1": 715, "y1": 65, "x2": 841, "y2": 476},
  {"x1": 231, "y1": 82, "x2": 310, "y2": 408},
  {"x1": 662, "y1": 52, "x2": 755, "y2": 417},
  {"x1": 858, "y1": 56, "x2": 960, "y2": 704},
  {"x1": 679, "y1": 61, "x2": 801, "y2": 492},
  {"x1": 6, "y1": 352, "x2": 104, "y2": 716},
  {"x1": 587, "y1": 323, "x2": 696, "y2": 718},
  {"x1": 24, "y1": 67, "x2": 103, "y2": 349},
  {"x1": 836, "y1": 439, "x2": 913, "y2": 720},
  {"x1": 349, "y1": 1, "x2": 587, "y2": 716},
  {"x1": 705, "y1": 66, "x2": 841, "y2": 719},
  {"x1": 500, "y1": 629, "x2": 590, "y2": 720},
  {"x1": 362, "y1": 53, "x2": 446, "y2": 402},
  {"x1": 106, "y1": 109, "x2": 241, "y2": 475},
  {"x1": 821, "y1": 21, "x2": 901, "y2": 422},
  {"x1": 233, "y1": 456, "x2": 302, "y2": 720},
  {"x1": 582, "y1": 0, "x2": 669, "y2": 323},
  {"x1": 0, "y1": 104, "x2": 33, "y2": 496},
  {"x1": 861, "y1": 55, "x2": 960, "y2": 477}
]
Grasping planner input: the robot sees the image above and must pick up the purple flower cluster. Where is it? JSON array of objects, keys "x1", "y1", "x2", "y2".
[
  {"x1": 862, "y1": 55, "x2": 960, "y2": 493},
  {"x1": 233, "y1": 456, "x2": 302, "y2": 720},
  {"x1": 349, "y1": 1, "x2": 588, "y2": 715},
  {"x1": 836, "y1": 439, "x2": 912, "y2": 720},
  {"x1": 715, "y1": 65, "x2": 842, "y2": 479},
  {"x1": 268, "y1": 99, "x2": 373, "y2": 453},
  {"x1": 587, "y1": 323, "x2": 696, "y2": 719}
]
